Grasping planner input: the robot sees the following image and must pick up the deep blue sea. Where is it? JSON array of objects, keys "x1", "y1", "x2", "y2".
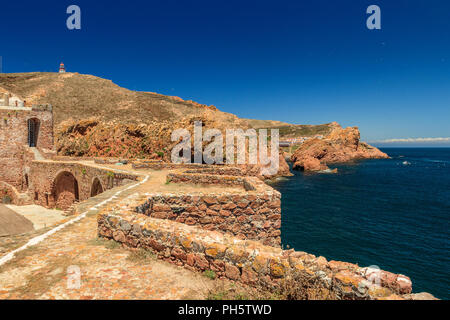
[{"x1": 269, "y1": 148, "x2": 450, "y2": 299}]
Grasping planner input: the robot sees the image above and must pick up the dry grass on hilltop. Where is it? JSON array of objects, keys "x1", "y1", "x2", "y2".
[{"x1": 0, "y1": 72, "x2": 340, "y2": 162}]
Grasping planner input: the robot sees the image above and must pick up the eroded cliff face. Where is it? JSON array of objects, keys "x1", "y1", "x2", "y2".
[
  {"x1": 56, "y1": 114, "x2": 292, "y2": 180},
  {"x1": 238, "y1": 151, "x2": 293, "y2": 180},
  {"x1": 291, "y1": 124, "x2": 389, "y2": 172}
]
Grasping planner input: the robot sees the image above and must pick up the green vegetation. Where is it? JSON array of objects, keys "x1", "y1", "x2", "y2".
[
  {"x1": 88, "y1": 237, "x2": 121, "y2": 249},
  {"x1": 126, "y1": 248, "x2": 156, "y2": 264},
  {"x1": 203, "y1": 269, "x2": 216, "y2": 280},
  {"x1": 207, "y1": 268, "x2": 337, "y2": 300},
  {"x1": 1, "y1": 195, "x2": 12, "y2": 204}
]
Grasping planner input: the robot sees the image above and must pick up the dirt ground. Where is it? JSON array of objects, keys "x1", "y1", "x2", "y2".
[{"x1": 0, "y1": 181, "x2": 216, "y2": 300}]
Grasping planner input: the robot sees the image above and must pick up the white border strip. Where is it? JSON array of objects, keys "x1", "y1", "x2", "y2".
[{"x1": 0, "y1": 175, "x2": 149, "y2": 267}]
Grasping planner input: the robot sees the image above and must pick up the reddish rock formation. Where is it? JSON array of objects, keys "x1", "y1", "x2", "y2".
[
  {"x1": 239, "y1": 151, "x2": 293, "y2": 180},
  {"x1": 291, "y1": 124, "x2": 389, "y2": 172},
  {"x1": 57, "y1": 115, "x2": 292, "y2": 180}
]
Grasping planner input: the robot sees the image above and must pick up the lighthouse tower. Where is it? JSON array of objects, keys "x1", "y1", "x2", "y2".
[{"x1": 59, "y1": 62, "x2": 66, "y2": 73}]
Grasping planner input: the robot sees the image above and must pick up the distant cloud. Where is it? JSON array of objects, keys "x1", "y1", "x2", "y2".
[{"x1": 370, "y1": 137, "x2": 450, "y2": 143}]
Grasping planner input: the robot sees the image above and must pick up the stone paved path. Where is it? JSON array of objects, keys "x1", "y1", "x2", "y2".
[{"x1": 0, "y1": 181, "x2": 215, "y2": 300}]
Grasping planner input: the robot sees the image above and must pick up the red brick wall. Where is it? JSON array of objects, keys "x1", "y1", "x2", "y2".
[
  {"x1": 0, "y1": 106, "x2": 54, "y2": 190},
  {"x1": 30, "y1": 161, "x2": 138, "y2": 209}
]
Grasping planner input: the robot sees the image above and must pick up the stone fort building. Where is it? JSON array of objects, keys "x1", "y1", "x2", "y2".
[
  {"x1": 0, "y1": 93, "x2": 55, "y2": 204},
  {"x1": 0, "y1": 93, "x2": 133, "y2": 210}
]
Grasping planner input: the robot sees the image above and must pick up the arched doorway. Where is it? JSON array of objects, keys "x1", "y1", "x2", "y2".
[
  {"x1": 52, "y1": 171, "x2": 79, "y2": 210},
  {"x1": 27, "y1": 118, "x2": 40, "y2": 147},
  {"x1": 90, "y1": 177, "x2": 104, "y2": 197}
]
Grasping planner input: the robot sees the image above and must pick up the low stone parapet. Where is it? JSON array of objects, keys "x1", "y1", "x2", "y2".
[
  {"x1": 132, "y1": 162, "x2": 206, "y2": 171},
  {"x1": 97, "y1": 208, "x2": 415, "y2": 300},
  {"x1": 183, "y1": 167, "x2": 244, "y2": 176},
  {"x1": 131, "y1": 161, "x2": 241, "y2": 172},
  {"x1": 167, "y1": 172, "x2": 245, "y2": 187}
]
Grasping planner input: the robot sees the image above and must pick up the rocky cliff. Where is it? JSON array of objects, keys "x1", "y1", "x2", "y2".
[
  {"x1": 291, "y1": 124, "x2": 389, "y2": 172},
  {"x1": 1, "y1": 72, "x2": 386, "y2": 177},
  {"x1": 56, "y1": 114, "x2": 292, "y2": 179}
]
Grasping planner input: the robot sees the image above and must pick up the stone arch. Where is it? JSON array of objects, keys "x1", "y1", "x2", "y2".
[
  {"x1": 52, "y1": 170, "x2": 79, "y2": 210},
  {"x1": 90, "y1": 177, "x2": 104, "y2": 197},
  {"x1": 27, "y1": 118, "x2": 40, "y2": 147}
]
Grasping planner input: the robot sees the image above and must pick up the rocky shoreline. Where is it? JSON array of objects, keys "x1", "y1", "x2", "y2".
[{"x1": 290, "y1": 123, "x2": 389, "y2": 173}]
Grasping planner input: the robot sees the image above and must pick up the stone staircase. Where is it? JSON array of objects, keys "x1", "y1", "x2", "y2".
[
  {"x1": 63, "y1": 200, "x2": 80, "y2": 216},
  {"x1": 29, "y1": 147, "x2": 44, "y2": 161}
]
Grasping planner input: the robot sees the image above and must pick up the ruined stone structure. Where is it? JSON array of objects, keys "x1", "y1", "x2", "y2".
[
  {"x1": 97, "y1": 187, "x2": 414, "y2": 300},
  {"x1": 30, "y1": 161, "x2": 138, "y2": 209},
  {"x1": 0, "y1": 93, "x2": 25, "y2": 108},
  {"x1": 0, "y1": 103, "x2": 132, "y2": 210},
  {"x1": 95, "y1": 163, "x2": 429, "y2": 299},
  {"x1": 0, "y1": 103, "x2": 431, "y2": 299},
  {"x1": 135, "y1": 172, "x2": 281, "y2": 246}
]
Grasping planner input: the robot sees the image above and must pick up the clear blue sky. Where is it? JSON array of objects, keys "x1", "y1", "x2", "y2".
[{"x1": 1, "y1": 0, "x2": 449, "y2": 145}]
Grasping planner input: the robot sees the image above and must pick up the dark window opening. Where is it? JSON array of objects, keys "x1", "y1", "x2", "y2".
[{"x1": 27, "y1": 118, "x2": 40, "y2": 147}]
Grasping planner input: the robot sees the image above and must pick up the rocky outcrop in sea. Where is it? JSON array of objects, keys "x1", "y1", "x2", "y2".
[{"x1": 291, "y1": 124, "x2": 389, "y2": 172}]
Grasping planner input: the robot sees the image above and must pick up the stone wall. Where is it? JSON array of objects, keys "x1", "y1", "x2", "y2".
[
  {"x1": 183, "y1": 167, "x2": 244, "y2": 176},
  {"x1": 167, "y1": 173, "x2": 246, "y2": 187},
  {"x1": 135, "y1": 188, "x2": 281, "y2": 247},
  {"x1": 0, "y1": 105, "x2": 54, "y2": 190},
  {"x1": 132, "y1": 161, "x2": 217, "y2": 171},
  {"x1": 29, "y1": 161, "x2": 139, "y2": 209},
  {"x1": 0, "y1": 181, "x2": 24, "y2": 205},
  {"x1": 98, "y1": 208, "x2": 414, "y2": 300},
  {"x1": 131, "y1": 161, "x2": 250, "y2": 175},
  {"x1": 134, "y1": 169, "x2": 281, "y2": 246}
]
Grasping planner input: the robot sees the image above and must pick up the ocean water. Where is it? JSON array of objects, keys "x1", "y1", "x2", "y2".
[{"x1": 269, "y1": 148, "x2": 450, "y2": 299}]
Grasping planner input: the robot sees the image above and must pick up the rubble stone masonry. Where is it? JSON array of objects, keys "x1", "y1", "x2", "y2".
[
  {"x1": 134, "y1": 168, "x2": 281, "y2": 246},
  {"x1": 0, "y1": 105, "x2": 53, "y2": 190},
  {"x1": 30, "y1": 161, "x2": 139, "y2": 209},
  {"x1": 135, "y1": 191, "x2": 281, "y2": 247},
  {"x1": 98, "y1": 204, "x2": 414, "y2": 300}
]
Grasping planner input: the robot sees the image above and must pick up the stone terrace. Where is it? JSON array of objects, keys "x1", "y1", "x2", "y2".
[{"x1": 0, "y1": 160, "x2": 435, "y2": 300}]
